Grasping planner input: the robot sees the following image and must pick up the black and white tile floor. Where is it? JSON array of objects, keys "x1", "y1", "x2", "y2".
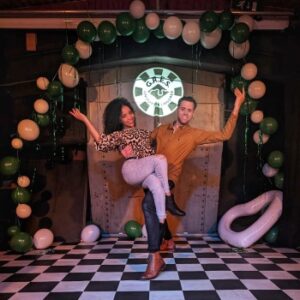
[{"x1": 1, "y1": 235, "x2": 300, "y2": 300}]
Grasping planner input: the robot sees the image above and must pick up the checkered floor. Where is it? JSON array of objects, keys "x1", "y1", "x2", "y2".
[{"x1": 1, "y1": 236, "x2": 300, "y2": 300}]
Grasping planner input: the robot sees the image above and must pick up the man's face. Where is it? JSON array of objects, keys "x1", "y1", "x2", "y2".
[{"x1": 177, "y1": 100, "x2": 195, "y2": 125}]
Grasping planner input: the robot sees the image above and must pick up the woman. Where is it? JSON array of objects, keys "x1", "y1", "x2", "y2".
[{"x1": 69, "y1": 97, "x2": 182, "y2": 224}]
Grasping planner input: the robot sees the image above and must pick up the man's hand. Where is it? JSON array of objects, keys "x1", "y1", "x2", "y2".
[{"x1": 120, "y1": 144, "x2": 134, "y2": 158}]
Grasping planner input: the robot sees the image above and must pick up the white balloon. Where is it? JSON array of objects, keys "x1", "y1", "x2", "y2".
[
  {"x1": 11, "y1": 138, "x2": 23, "y2": 150},
  {"x1": 238, "y1": 15, "x2": 255, "y2": 32},
  {"x1": 33, "y1": 229, "x2": 54, "y2": 249},
  {"x1": 81, "y1": 224, "x2": 101, "y2": 242},
  {"x1": 228, "y1": 40, "x2": 250, "y2": 59},
  {"x1": 36, "y1": 77, "x2": 49, "y2": 90},
  {"x1": 262, "y1": 163, "x2": 279, "y2": 177},
  {"x1": 75, "y1": 39, "x2": 92, "y2": 59},
  {"x1": 16, "y1": 204, "x2": 32, "y2": 219},
  {"x1": 17, "y1": 175, "x2": 30, "y2": 188},
  {"x1": 129, "y1": 0, "x2": 145, "y2": 19},
  {"x1": 34, "y1": 98, "x2": 49, "y2": 114},
  {"x1": 253, "y1": 130, "x2": 269, "y2": 144},
  {"x1": 200, "y1": 27, "x2": 222, "y2": 49},
  {"x1": 17, "y1": 119, "x2": 40, "y2": 141},
  {"x1": 241, "y1": 63, "x2": 257, "y2": 81},
  {"x1": 218, "y1": 190, "x2": 283, "y2": 248},
  {"x1": 248, "y1": 80, "x2": 266, "y2": 99},
  {"x1": 182, "y1": 21, "x2": 200, "y2": 45},
  {"x1": 145, "y1": 12, "x2": 160, "y2": 30},
  {"x1": 58, "y1": 63, "x2": 79, "y2": 88},
  {"x1": 163, "y1": 16, "x2": 183, "y2": 40},
  {"x1": 250, "y1": 110, "x2": 264, "y2": 123},
  {"x1": 142, "y1": 224, "x2": 148, "y2": 238}
]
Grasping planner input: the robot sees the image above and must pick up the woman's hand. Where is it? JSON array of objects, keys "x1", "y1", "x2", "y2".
[
  {"x1": 234, "y1": 87, "x2": 246, "y2": 106},
  {"x1": 69, "y1": 108, "x2": 88, "y2": 123}
]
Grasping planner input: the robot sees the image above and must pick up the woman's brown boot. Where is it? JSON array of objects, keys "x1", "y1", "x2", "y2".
[{"x1": 141, "y1": 252, "x2": 165, "y2": 280}]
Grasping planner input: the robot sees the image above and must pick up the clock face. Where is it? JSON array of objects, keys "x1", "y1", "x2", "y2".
[{"x1": 133, "y1": 67, "x2": 184, "y2": 117}]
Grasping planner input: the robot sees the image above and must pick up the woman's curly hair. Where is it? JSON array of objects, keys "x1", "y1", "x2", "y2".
[{"x1": 103, "y1": 97, "x2": 135, "y2": 134}]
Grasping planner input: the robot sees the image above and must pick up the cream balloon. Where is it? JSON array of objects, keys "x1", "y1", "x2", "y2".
[
  {"x1": 33, "y1": 229, "x2": 54, "y2": 249},
  {"x1": 262, "y1": 163, "x2": 279, "y2": 177},
  {"x1": 75, "y1": 39, "x2": 92, "y2": 59},
  {"x1": 81, "y1": 224, "x2": 101, "y2": 242},
  {"x1": 58, "y1": 63, "x2": 80, "y2": 88},
  {"x1": 16, "y1": 204, "x2": 32, "y2": 219},
  {"x1": 33, "y1": 98, "x2": 49, "y2": 114},
  {"x1": 248, "y1": 80, "x2": 266, "y2": 99},
  {"x1": 11, "y1": 138, "x2": 23, "y2": 149},
  {"x1": 200, "y1": 27, "x2": 222, "y2": 49},
  {"x1": 241, "y1": 63, "x2": 258, "y2": 80},
  {"x1": 238, "y1": 15, "x2": 255, "y2": 32},
  {"x1": 145, "y1": 12, "x2": 160, "y2": 30},
  {"x1": 129, "y1": 0, "x2": 145, "y2": 19},
  {"x1": 229, "y1": 40, "x2": 250, "y2": 59},
  {"x1": 163, "y1": 16, "x2": 183, "y2": 40},
  {"x1": 17, "y1": 119, "x2": 40, "y2": 141},
  {"x1": 253, "y1": 130, "x2": 269, "y2": 144},
  {"x1": 250, "y1": 110, "x2": 264, "y2": 123},
  {"x1": 36, "y1": 77, "x2": 49, "y2": 90},
  {"x1": 17, "y1": 176, "x2": 30, "y2": 188},
  {"x1": 182, "y1": 21, "x2": 201, "y2": 45}
]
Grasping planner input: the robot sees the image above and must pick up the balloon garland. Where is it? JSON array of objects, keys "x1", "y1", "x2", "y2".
[{"x1": 0, "y1": 0, "x2": 284, "y2": 248}]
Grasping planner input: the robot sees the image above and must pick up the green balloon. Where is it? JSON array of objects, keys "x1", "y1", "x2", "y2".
[
  {"x1": 11, "y1": 187, "x2": 31, "y2": 204},
  {"x1": 9, "y1": 232, "x2": 32, "y2": 253},
  {"x1": 260, "y1": 117, "x2": 278, "y2": 135},
  {"x1": 274, "y1": 172, "x2": 284, "y2": 189},
  {"x1": 230, "y1": 22, "x2": 250, "y2": 44},
  {"x1": 47, "y1": 81, "x2": 63, "y2": 98},
  {"x1": 153, "y1": 20, "x2": 165, "y2": 39},
  {"x1": 240, "y1": 98, "x2": 258, "y2": 116},
  {"x1": 219, "y1": 11, "x2": 234, "y2": 30},
  {"x1": 267, "y1": 150, "x2": 284, "y2": 169},
  {"x1": 230, "y1": 75, "x2": 250, "y2": 92},
  {"x1": 77, "y1": 20, "x2": 97, "y2": 43},
  {"x1": 98, "y1": 21, "x2": 117, "y2": 45},
  {"x1": 124, "y1": 220, "x2": 142, "y2": 239},
  {"x1": 132, "y1": 18, "x2": 150, "y2": 43},
  {"x1": 200, "y1": 11, "x2": 219, "y2": 33},
  {"x1": 35, "y1": 113, "x2": 50, "y2": 127},
  {"x1": 62, "y1": 44, "x2": 80, "y2": 65},
  {"x1": 264, "y1": 226, "x2": 279, "y2": 244},
  {"x1": 116, "y1": 12, "x2": 136, "y2": 36},
  {"x1": 7, "y1": 225, "x2": 20, "y2": 237},
  {"x1": 0, "y1": 156, "x2": 19, "y2": 176}
]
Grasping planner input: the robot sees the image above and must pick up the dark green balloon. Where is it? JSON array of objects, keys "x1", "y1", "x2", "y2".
[
  {"x1": 274, "y1": 172, "x2": 284, "y2": 189},
  {"x1": 7, "y1": 225, "x2": 20, "y2": 237},
  {"x1": 200, "y1": 11, "x2": 219, "y2": 33},
  {"x1": 132, "y1": 17, "x2": 150, "y2": 43},
  {"x1": 0, "y1": 156, "x2": 19, "y2": 176},
  {"x1": 36, "y1": 113, "x2": 50, "y2": 127},
  {"x1": 230, "y1": 75, "x2": 250, "y2": 92},
  {"x1": 260, "y1": 117, "x2": 278, "y2": 135},
  {"x1": 98, "y1": 21, "x2": 117, "y2": 45},
  {"x1": 77, "y1": 20, "x2": 97, "y2": 43},
  {"x1": 153, "y1": 20, "x2": 165, "y2": 39},
  {"x1": 240, "y1": 98, "x2": 258, "y2": 116},
  {"x1": 9, "y1": 232, "x2": 32, "y2": 253},
  {"x1": 264, "y1": 226, "x2": 279, "y2": 244},
  {"x1": 124, "y1": 220, "x2": 142, "y2": 239},
  {"x1": 116, "y1": 12, "x2": 136, "y2": 36},
  {"x1": 230, "y1": 22, "x2": 250, "y2": 44},
  {"x1": 47, "y1": 81, "x2": 63, "y2": 98},
  {"x1": 219, "y1": 11, "x2": 234, "y2": 30},
  {"x1": 268, "y1": 150, "x2": 284, "y2": 169},
  {"x1": 11, "y1": 187, "x2": 31, "y2": 204},
  {"x1": 62, "y1": 44, "x2": 80, "y2": 65}
]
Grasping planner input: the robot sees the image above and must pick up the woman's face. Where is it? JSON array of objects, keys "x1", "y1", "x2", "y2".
[{"x1": 120, "y1": 105, "x2": 135, "y2": 129}]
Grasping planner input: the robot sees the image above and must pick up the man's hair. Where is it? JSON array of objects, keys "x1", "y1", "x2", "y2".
[
  {"x1": 178, "y1": 96, "x2": 197, "y2": 110},
  {"x1": 103, "y1": 97, "x2": 135, "y2": 134}
]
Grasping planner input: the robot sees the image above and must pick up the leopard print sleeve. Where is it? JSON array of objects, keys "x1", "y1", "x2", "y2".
[{"x1": 94, "y1": 131, "x2": 123, "y2": 152}]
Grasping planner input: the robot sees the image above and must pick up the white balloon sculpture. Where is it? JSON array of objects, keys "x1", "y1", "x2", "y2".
[{"x1": 218, "y1": 190, "x2": 283, "y2": 248}]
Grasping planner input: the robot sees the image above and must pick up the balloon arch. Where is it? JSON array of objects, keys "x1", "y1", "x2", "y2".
[{"x1": 0, "y1": 0, "x2": 284, "y2": 252}]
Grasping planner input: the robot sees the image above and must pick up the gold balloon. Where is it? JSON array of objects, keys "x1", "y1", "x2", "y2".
[
  {"x1": 250, "y1": 110, "x2": 264, "y2": 123},
  {"x1": 11, "y1": 138, "x2": 23, "y2": 149},
  {"x1": 17, "y1": 175, "x2": 30, "y2": 188},
  {"x1": 17, "y1": 119, "x2": 40, "y2": 141},
  {"x1": 16, "y1": 204, "x2": 32, "y2": 219},
  {"x1": 36, "y1": 77, "x2": 49, "y2": 90},
  {"x1": 34, "y1": 98, "x2": 49, "y2": 114},
  {"x1": 58, "y1": 63, "x2": 79, "y2": 88},
  {"x1": 75, "y1": 39, "x2": 92, "y2": 59}
]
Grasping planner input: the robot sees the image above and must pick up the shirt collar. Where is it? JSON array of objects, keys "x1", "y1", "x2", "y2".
[{"x1": 167, "y1": 121, "x2": 190, "y2": 130}]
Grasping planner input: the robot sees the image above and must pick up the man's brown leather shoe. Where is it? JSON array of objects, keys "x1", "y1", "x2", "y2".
[
  {"x1": 141, "y1": 252, "x2": 165, "y2": 280},
  {"x1": 160, "y1": 239, "x2": 175, "y2": 252}
]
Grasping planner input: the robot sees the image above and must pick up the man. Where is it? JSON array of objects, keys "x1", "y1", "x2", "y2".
[{"x1": 123, "y1": 88, "x2": 245, "y2": 279}]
